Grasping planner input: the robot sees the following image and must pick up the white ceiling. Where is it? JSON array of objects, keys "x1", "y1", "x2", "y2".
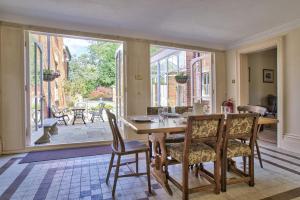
[{"x1": 1, "y1": 0, "x2": 300, "y2": 50}]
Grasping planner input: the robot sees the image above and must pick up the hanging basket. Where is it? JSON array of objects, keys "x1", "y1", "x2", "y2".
[
  {"x1": 43, "y1": 70, "x2": 60, "y2": 82},
  {"x1": 175, "y1": 75, "x2": 188, "y2": 84}
]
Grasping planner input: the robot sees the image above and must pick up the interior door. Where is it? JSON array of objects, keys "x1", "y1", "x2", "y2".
[
  {"x1": 33, "y1": 42, "x2": 44, "y2": 131},
  {"x1": 115, "y1": 44, "x2": 124, "y2": 120}
]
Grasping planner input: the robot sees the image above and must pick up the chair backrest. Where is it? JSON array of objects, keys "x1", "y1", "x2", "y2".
[
  {"x1": 76, "y1": 102, "x2": 86, "y2": 108},
  {"x1": 98, "y1": 103, "x2": 105, "y2": 113},
  {"x1": 50, "y1": 105, "x2": 58, "y2": 117},
  {"x1": 175, "y1": 106, "x2": 193, "y2": 114},
  {"x1": 237, "y1": 105, "x2": 267, "y2": 116},
  {"x1": 225, "y1": 113, "x2": 259, "y2": 142},
  {"x1": 267, "y1": 95, "x2": 277, "y2": 113},
  {"x1": 146, "y1": 106, "x2": 171, "y2": 115},
  {"x1": 106, "y1": 109, "x2": 125, "y2": 152}
]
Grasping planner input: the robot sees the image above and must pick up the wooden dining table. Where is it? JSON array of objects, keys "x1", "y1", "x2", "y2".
[{"x1": 122, "y1": 114, "x2": 278, "y2": 194}]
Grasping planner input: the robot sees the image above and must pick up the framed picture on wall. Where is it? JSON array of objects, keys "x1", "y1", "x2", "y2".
[{"x1": 263, "y1": 69, "x2": 274, "y2": 83}]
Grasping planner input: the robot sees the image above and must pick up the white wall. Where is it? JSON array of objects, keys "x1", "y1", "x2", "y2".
[
  {"x1": 226, "y1": 27, "x2": 300, "y2": 153},
  {"x1": 0, "y1": 22, "x2": 227, "y2": 153},
  {"x1": 248, "y1": 49, "x2": 277, "y2": 106}
]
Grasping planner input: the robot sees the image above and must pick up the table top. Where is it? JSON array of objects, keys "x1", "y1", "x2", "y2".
[{"x1": 122, "y1": 115, "x2": 279, "y2": 134}]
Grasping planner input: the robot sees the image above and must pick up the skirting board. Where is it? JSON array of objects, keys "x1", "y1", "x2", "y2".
[{"x1": 279, "y1": 133, "x2": 300, "y2": 154}]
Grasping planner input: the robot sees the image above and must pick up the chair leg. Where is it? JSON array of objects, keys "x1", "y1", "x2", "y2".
[
  {"x1": 214, "y1": 159, "x2": 221, "y2": 194},
  {"x1": 249, "y1": 155, "x2": 255, "y2": 186},
  {"x1": 221, "y1": 155, "x2": 227, "y2": 192},
  {"x1": 243, "y1": 156, "x2": 247, "y2": 173},
  {"x1": 63, "y1": 117, "x2": 68, "y2": 125},
  {"x1": 255, "y1": 140, "x2": 263, "y2": 168},
  {"x1": 112, "y1": 154, "x2": 121, "y2": 197},
  {"x1": 182, "y1": 162, "x2": 189, "y2": 200},
  {"x1": 148, "y1": 138, "x2": 153, "y2": 159},
  {"x1": 100, "y1": 114, "x2": 105, "y2": 122},
  {"x1": 106, "y1": 153, "x2": 115, "y2": 184},
  {"x1": 135, "y1": 153, "x2": 139, "y2": 173},
  {"x1": 145, "y1": 150, "x2": 152, "y2": 194}
]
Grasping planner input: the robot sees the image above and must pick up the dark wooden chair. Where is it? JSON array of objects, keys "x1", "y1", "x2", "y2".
[
  {"x1": 221, "y1": 113, "x2": 259, "y2": 192},
  {"x1": 166, "y1": 114, "x2": 225, "y2": 200},
  {"x1": 91, "y1": 102, "x2": 105, "y2": 122},
  {"x1": 147, "y1": 106, "x2": 184, "y2": 158},
  {"x1": 50, "y1": 105, "x2": 69, "y2": 125},
  {"x1": 237, "y1": 105, "x2": 267, "y2": 168},
  {"x1": 175, "y1": 106, "x2": 193, "y2": 114},
  {"x1": 105, "y1": 109, "x2": 151, "y2": 197}
]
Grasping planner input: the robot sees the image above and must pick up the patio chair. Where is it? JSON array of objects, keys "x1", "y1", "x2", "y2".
[
  {"x1": 105, "y1": 109, "x2": 151, "y2": 197},
  {"x1": 91, "y1": 103, "x2": 105, "y2": 123},
  {"x1": 50, "y1": 105, "x2": 69, "y2": 125},
  {"x1": 166, "y1": 114, "x2": 225, "y2": 199}
]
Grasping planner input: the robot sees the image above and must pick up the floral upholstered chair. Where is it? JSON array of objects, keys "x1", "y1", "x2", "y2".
[
  {"x1": 221, "y1": 113, "x2": 259, "y2": 192},
  {"x1": 166, "y1": 115, "x2": 224, "y2": 200}
]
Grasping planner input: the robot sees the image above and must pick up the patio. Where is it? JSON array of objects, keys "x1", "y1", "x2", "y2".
[{"x1": 31, "y1": 116, "x2": 113, "y2": 146}]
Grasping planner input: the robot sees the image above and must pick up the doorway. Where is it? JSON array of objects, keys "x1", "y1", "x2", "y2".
[
  {"x1": 248, "y1": 48, "x2": 278, "y2": 144},
  {"x1": 25, "y1": 31, "x2": 124, "y2": 146}
]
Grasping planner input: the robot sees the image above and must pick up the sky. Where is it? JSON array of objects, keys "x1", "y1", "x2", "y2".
[{"x1": 63, "y1": 37, "x2": 92, "y2": 57}]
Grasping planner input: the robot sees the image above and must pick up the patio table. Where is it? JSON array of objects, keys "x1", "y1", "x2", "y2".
[
  {"x1": 122, "y1": 115, "x2": 278, "y2": 195},
  {"x1": 72, "y1": 107, "x2": 86, "y2": 125}
]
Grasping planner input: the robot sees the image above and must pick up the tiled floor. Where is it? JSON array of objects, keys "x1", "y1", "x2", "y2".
[{"x1": 0, "y1": 141, "x2": 300, "y2": 200}]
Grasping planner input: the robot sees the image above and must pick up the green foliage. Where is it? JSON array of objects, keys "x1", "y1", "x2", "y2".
[{"x1": 65, "y1": 41, "x2": 120, "y2": 98}]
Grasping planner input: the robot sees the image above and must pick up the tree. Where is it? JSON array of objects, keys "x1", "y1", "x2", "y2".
[{"x1": 65, "y1": 41, "x2": 120, "y2": 98}]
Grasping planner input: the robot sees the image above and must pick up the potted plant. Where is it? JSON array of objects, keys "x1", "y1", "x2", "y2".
[
  {"x1": 175, "y1": 72, "x2": 188, "y2": 84},
  {"x1": 43, "y1": 69, "x2": 60, "y2": 81}
]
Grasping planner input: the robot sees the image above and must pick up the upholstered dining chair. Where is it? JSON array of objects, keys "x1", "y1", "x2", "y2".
[
  {"x1": 175, "y1": 106, "x2": 193, "y2": 114},
  {"x1": 105, "y1": 109, "x2": 151, "y2": 196},
  {"x1": 166, "y1": 114, "x2": 225, "y2": 200},
  {"x1": 237, "y1": 105, "x2": 267, "y2": 168},
  {"x1": 147, "y1": 106, "x2": 184, "y2": 158},
  {"x1": 221, "y1": 113, "x2": 259, "y2": 192}
]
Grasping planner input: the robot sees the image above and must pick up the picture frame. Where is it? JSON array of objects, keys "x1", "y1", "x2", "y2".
[{"x1": 263, "y1": 69, "x2": 274, "y2": 83}]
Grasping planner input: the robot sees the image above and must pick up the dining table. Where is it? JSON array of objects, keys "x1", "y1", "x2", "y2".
[{"x1": 122, "y1": 114, "x2": 278, "y2": 194}]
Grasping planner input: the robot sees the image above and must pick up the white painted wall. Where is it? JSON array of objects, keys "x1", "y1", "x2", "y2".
[
  {"x1": 226, "y1": 27, "x2": 300, "y2": 153},
  {"x1": 248, "y1": 49, "x2": 277, "y2": 106}
]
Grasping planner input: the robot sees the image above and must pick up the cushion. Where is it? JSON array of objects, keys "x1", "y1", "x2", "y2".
[
  {"x1": 227, "y1": 140, "x2": 251, "y2": 158},
  {"x1": 191, "y1": 119, "x2": 219, "y2": 139},
  {"x1": 166, "y1": 142, "x2": 216, "y2": 164},
  {"x1": 228, "y1": 117, "x2": 253, "y2": 137}
]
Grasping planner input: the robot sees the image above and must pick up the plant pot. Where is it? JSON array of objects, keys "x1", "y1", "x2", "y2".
[
  {"x1": 175, "y1": 75, "x2": 188, "y2": 84},
  {"x1": 43, "y1": 73, "x2": 56, "y2": 81}
]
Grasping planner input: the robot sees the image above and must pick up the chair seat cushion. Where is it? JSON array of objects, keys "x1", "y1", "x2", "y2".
[
  {"x1": 227, "y1": 140, "x2": 251, "y2": 158},
  {"x1": 123, "y1": 140, "x2": 149, "y2": 152},
  {"x1": 166, "y1": 142, "x2": 216, "y2": 164}
]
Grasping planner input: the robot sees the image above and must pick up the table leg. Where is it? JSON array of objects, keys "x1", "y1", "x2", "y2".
[{"x1": 149, "y1": 132, "x2": 173, "y2": 195}]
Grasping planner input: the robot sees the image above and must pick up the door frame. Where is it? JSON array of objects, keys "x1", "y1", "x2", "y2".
[
  {"x1": 24, "y1": 30, "x2": 126, "y2": 147},
  {"x1": 236, "y1": 36, "x2": 284, "y2": 147}
]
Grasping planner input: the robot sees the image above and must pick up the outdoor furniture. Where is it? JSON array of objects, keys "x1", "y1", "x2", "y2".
[
  {"x1": 220, "y1": 113, "x2": 259, "y2": 192},
  {"x1": 121, "y1": 114, "x2": 277, "y2": 196},
  {"x1": 166, "y1": 114, "x2": 225, "y2": 199},
  {"x1": 35, "y1": 118, "x2": 58, "y2": 145},
  {"x1": 51, "y1": 105, "x2": 69, "y2": 125},
  {"x1": 105, "y1": 109, "x2": 151, "y2": 197},
  {"x1": 72, "y1": 107, "x2": 86, "y2": 125},
  {"x1": 237, "y1": 105, "x2": 269, "y2": 168},
  {"x1": 91, "y1": 103, "x2": 105, "y2": 123}
]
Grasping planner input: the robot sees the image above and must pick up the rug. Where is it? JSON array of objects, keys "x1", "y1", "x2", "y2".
[{"x1": 19, "y1": 145, "x2": 111, "y2": 163}]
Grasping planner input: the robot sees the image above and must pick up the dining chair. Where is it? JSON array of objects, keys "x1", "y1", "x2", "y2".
[
  {"x1": 237, "y1": 105, "x2": 267, "y2": 168},
  {"x1": 166, "y1": 114, "x2": 225, "y2": 200},
  {"x1": 175, "y1": 106, "x2": 193, "y2": 114},
  {"x1": 105, "y1": 109, "x2": 152, "y2": 196},
  {"x1": 221, "y1": 113, "x2": 259, "y2": 192},
  {"x1": 147, "y1": 106, "x2": 184, "y2": 158}
]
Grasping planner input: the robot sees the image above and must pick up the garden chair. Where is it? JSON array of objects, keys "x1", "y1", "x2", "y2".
[{"x1": 91, "y1": 103, "x2": 105, "y2": 122}]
